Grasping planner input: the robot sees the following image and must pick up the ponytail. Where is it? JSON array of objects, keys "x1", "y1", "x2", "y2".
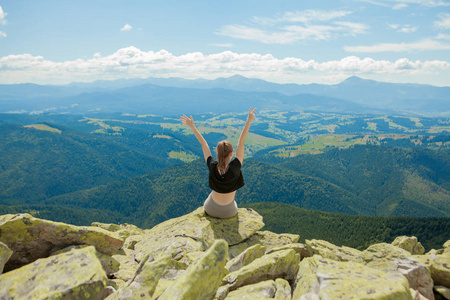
[{"x1": 217, "y1": 140, "x2": 233, "y2": 173}]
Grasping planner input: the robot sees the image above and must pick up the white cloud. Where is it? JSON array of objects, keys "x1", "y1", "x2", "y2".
[
  {"x1": 0, "y1": 31, "x2": 6, "y2": 38},
  {"x1": 387, "y1": 23, "x2": 417, "y2": 32},
  {"x1": 0, "y1": 6, "x2": 7, "y2": 25},
  {"x1": 279, "y1": 10, "x2": 352, "y2": 23},
  {"x1": 437, "y1": 33, "x2": 450, "y2": 39},
  {"x1": 393, "y1": 3, "x2": 409, "y2": 8},
  {"x1": 345, "y1": 39, "x2": 450, "y2": 52},
  {"x1": 435, "y1": 13, "x2": 450, "y2": 29},
  {"x1": 216, "y1": 10, "x2": 368, "y2": 44},
  {"x1": 388, "y1": 0, "x2": 450, "y2": 7},
  {"x1": 0, "y1": 47, "x2": 449, "y2": 85},
  {"x1": 359, "y1": 0, "x2": 448, "y2": 8},
  {"x1": 335, "y1": 22, "x2": 369, "y2": 35},
  {"x1": 398, "y1": 26, "x2": 418, "y2": 33},
  {"x1": 120, "y1": 24, "x2": 132, "y2": 31},
  {"x1": 210, "y1": 43, "x2": 234, "y2": 47}
]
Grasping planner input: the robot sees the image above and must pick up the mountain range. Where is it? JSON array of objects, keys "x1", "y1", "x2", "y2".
[{"x1": 1, "y1": 75, "x2": 449, "y2": 116}]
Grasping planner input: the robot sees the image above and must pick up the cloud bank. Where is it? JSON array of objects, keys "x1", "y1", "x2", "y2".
[{"x1": 0, "y1": 47, "x2": 449, "y2": 85}]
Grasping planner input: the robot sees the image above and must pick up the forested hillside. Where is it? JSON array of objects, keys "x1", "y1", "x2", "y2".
[
  {"x1": 0, "y1": 123, "x2": 170, "y2": 204},
  {"x1": 277, "y1": 145, "x2": 450, "y2": 217},
  {"x1": 244, "y1": 202, "x2": 449, "y2": 251}
]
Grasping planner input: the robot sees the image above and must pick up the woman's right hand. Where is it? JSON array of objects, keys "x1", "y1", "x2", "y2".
[
  {"x1": 181, "y1": 115, "x2": 195, "y2": 128},
  {"x1": 247, "y1": 107, "x2": 257, "y2": 123}
]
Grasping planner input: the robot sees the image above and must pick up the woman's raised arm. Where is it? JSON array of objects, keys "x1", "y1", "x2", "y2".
[
  {"x1": 181, "y1": 114, "x2": 212, "y2": 162},
  {"x1": 235, "y1": 107, "x2": 256, "y2": 164}
]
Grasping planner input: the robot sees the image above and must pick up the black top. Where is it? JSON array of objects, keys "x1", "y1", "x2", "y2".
[{"x1": 207, "y1": 156, "x2": 245, "y2": 193}]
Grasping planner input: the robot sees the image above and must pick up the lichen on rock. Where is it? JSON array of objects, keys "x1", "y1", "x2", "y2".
[
  {"x1": 0, "y1": 246, "x2": 107, "y2": 300},
  {"x1": 158, "y1": 239, "x2": 229, "y2": 300},
  {"x1": 223, "y1": 248, "x2": 300, "y2": 292},
  {"x1": 133, "y1": 207, "x2": 264, "y2": 263},
  {"x1": 0, "y1": 241, "x2": 12, "y2": 274},
  {"x1": 0, "y1": 213, "x2": 124, "y2": 271},
  {"x1": 293, "y1": 255, "x2": 412, "y2": 300},
  {"x1": 392, "y1": 236, "x2": 425, "y2": 255}
]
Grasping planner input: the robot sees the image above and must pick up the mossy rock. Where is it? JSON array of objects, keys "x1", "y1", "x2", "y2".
[
  {"x1": 292, "y1": 255, "x2": 412, "y2": 300},
  {"x1": 158, "y1": 239, "x2": 228, "y2": 300},
  {"x1": 363, "y1": 243, "x2": 433, "y2": 299},
  {"x1": 228, "y1": 231, "x2": 299, "y2": 260},
  {"x1": 392, "y1": 236, "x2": 425, "y2": 255},
  {"x1": 225, "y1": 280, "x2": 277, "y2": 299},
  {"x1": 415, "y1": 253, "x2": 450, "y2": 287},
  {"x1": 225, "y1": 244, "x2": 266, "y2": 272},
  {"x1": 306, "y1": 239, "x2": 363, "y2": 263},
  {"x1": 0, "y1": 213, "x2": 124, "y2": 271},
  {"x1": 223, "y1": 249, "x2": 300, "y2": 291},
  {"x1": 107, "y1": 254, "x2": 171, "y2": 300},
  {"x1": 0, "y1": 246, "x2": 107, "y2": 300},
  {"x1": 0, "y1": 241, "x2": 12, "y2": 274},
  {"x1": 134, "y1": 207, "x2": 263, "y2": 262}
]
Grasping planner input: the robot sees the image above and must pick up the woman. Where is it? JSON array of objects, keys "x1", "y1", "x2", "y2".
[{"x1": 180, "y1": 107, "x2": 256, "y2": 218}]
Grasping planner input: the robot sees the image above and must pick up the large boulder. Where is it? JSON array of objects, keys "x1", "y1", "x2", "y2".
[
  {"x1": 392, "y1": 236, "x2": 425, "y2": 255},
  {"x1": 107, "y1": 254, "x2": 171, "y2": 300},
  {"x1": 225, "y1": 244, "x2": 266, "y2": 272},
  {"x1": 362, "y1": 243, "x2": 434, "y2": 299},
  {"x1": 222, "y1": 249, "x2": 300, "y2": 293},
  {"x1": 228, "y1": 231, "x2": 300, "y2": 259},
  {"x1": 0, "y1": 246, "x2": 107, "y2": 300},
  {"x1": 224, "y1": 280, "x2": 277, "y2": 299},
  {"x1": 306, "y1": 239, "x2": 363, "y2": 262},
  {"x1": 158, "y1": 239, "x2": 228, "y2": 300},
  {"x1": 51, "y1": 245, "x2": 120, "y2": 276},
  {"x1": 444, "y1": 240, "x2": 450, "y2": 255},
  {"x1": 415, "y1": 253, "x2": 450, "y2": 288},
  {"x1": 134, "y1": 207, "x2": 264, "y2": 262},
  {"x1": 0, "y1": 241, "x2": 12, "y2": 274},
  {"x1": 0, "y1": 213, "x2": 124, "y2": 271},
  {"x1": 292, "y1": 255, "x2": 412, "y2": 300},
  {"x1": 91, "y1": 222, "x2": 146, "y2": 239}
]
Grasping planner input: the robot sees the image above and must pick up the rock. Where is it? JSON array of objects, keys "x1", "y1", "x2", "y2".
[
  {"x1": 0, "y1": 241, "x2": 12, "y2": 274},
  {"x1": 51, "y1": 245, "x2": 120, "y2": 276},
  {"x1": 105, "y1": 286, "x2": 117, "y2": 297},
  {"x1": 178, "y1": 250, "x2": 204, "y2": 267},
  {"x1": 225, "y1": 280, "x2": 277, "y2": 299},
  {"x1": 306, "y1": 239, "x2": 363, "y2": 262},
  {"x1": 0, "y1": 246, "x2": 107, "y2": 300},
  {"x1": 427, "y1": 249, "x2": 445, "y2": 255},
  {"x1": 158, "y1": 239, "x2": 228, "y2": 300},
  {"x1": 266, "y1": 243, "x2": 310, "y2": 260},
  {"x1": 392, "y1": 236, "x2": 425, "y2": 255},
  {"x1": 225, "y1": 244, "x2": 266, "y2": 272},
  {"x1": 0, "y1": 213, "x2": 124, "y2": 271},
  {"x1": 134, "y1": 207, "x2": 263, "y2": 262},
  {"x1": 111, "y1": 248, "x2": 139, "y2": 283},
  {"x1": 222, "y1": 249, "x2": 300, "y2": 292},
  {"x1": 92, "y1": 222, "x2": 146, "y2": 239},
  {"x1": 108, "y1": 254, "x2": 171, "y2": 300},
  {"x1": 435, "y1": 285, "x2": 450, "y2": 299},
  {"x1": 292, "y1": 255, "x2": 412, "y2": 300},
  {"x1": 415, "y1": 253, "x2": 450, "y2": 288},
  {"x1": 363, "y1": 243, "x2": 434, "y2": 300},
  {"x1": 410, "y1": 288, "x2": 429, "y2": 300},
  {"x1": 444, "y1": 240, "x2": 450, "y2": 255},
  {"x1": 274, "y1": 278, "x2": 292, "y2": 300},
  {"x1": 228, "y1": 231, "x2": 300, "y2": 259}
]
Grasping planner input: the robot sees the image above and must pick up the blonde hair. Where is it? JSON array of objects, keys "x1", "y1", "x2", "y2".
[{"x1": 217, "y1": 140, "x2": 233, "y2": 172}]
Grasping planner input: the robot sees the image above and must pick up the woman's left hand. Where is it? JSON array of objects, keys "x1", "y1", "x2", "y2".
[{"x1": 181, "y1": 114, "x2": 195, "y2": 128}]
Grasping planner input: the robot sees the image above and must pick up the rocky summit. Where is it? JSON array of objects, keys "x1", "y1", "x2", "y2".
[{"x1": 0, "y1": 208, "x2": 449, "y2": 300}]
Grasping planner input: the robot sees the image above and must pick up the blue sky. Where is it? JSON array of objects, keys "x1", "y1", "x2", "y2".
[{"x1": 0, "y1": 0, "x2": 449, "y2": 85}]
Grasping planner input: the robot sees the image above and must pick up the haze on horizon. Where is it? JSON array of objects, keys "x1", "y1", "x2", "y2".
[{"x1": 0, "y1": 0, "x2": 449, "y2": 86}]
